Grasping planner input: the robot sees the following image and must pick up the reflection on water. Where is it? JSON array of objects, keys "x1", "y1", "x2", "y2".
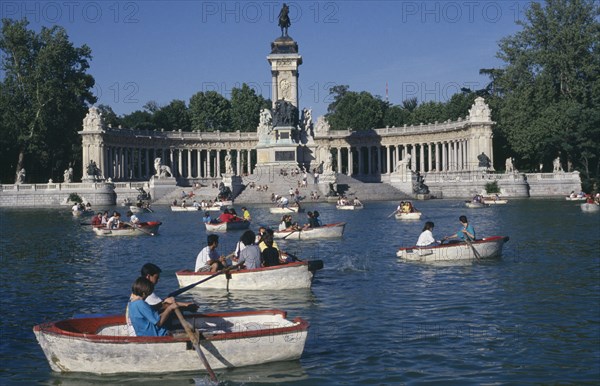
[{"x1": 1, "y1": 199, "x2": 599, "y2": 384}]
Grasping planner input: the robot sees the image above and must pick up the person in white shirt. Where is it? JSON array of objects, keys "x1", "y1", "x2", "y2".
[
  {"x1": 416, "y1": 221, "x2": 440, "y2": 247},
  {"x1": 195, "y1": 234, "x2": 225, "y2": 272}
]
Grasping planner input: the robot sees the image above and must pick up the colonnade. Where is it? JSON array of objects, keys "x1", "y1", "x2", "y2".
[
  {"x1": 100, "y1": 146, "x2": 256, "y2": 180},
  {"x1": 327, "y1": 139, "x2": 471, "y2": 176}
]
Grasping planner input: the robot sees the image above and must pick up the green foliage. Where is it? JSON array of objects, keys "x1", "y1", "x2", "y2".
[
  {"x1": 120, "y1": 110, "x2": 155, "y2": 130},
  {"x1": 485, "y1": 181, "x2": 500, "y2": 194},
  {"x1": 189, "y1": 91, "x2": 231, "y2": 131},
  {"x1": 326, "y1": 88, "x2": 384, "y2": 130},
  {"x1": 492, "y1": 0, "x2": 600, "y2": 177},
  {"x1": 68, "y1": 192, "x2": 82, "y2": 203},
  {"x1": 0, "y1": 18, "x2": 96, "y2": 183},
  {"x1": 230, "y1": 84, "x2": 270, "y2": 132},
  {"x1": 153, "y1": 100, "x2": 191, "y2": 131}
]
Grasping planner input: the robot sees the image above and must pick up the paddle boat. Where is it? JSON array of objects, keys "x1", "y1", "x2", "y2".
[
  {"x1": 565, "y1": 194, "x2": 586, "y2": 201},
  {"x1": 205, "y1": 220, "x2": 251, "y2": 232},
  {"x1": 273, "y1": 222, "x2": 345, "y2": 240},
  {"x1": 397, "y1": 236, "x2": 509, "y2": 262},
  {"x1": 395, "y1": 211, "x2": 422, "y2": 220},
  {"x1": 269, "y1": 206, "x2": 304, "y2": 214},
  {"x1": 33, "y1": 309, "x2": 308, "y2": 374},
  {"x1": 92, "y1": 221, "x2": 162, "y2": 236},
  {"x1": 580, "y1": 202, "x2": 600, "y2": 213},
  {"x1": 336, "y1": 204, "x2": 363, "y2": 210},
  {"x1": 176, "y1": 260, "x2": 323, "y2": 290}
]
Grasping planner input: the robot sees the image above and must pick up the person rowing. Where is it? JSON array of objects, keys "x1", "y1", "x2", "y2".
[{"x1": 443, "y1": 215, "x2": 476, "y2": 243}]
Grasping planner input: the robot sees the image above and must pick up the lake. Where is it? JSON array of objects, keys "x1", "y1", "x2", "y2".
[{"x1": 1, "y1": 198, "x2": 599, "y2": 385}]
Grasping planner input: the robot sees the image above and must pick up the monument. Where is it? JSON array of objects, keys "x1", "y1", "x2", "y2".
[{"x1": 255, "y1": 4, "x2": 305, "y2": 175}]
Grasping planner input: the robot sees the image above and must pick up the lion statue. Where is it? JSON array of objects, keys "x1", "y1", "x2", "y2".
[{"x1": 154, "y1": 158, "x2": 173, "y2": 178}]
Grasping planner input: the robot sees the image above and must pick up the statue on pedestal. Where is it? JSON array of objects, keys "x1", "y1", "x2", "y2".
[
  {"x1": 82, "y1": 106, "x2": 105, "y2": 131},
  {"x1": 553, "y1": 157, "x2": 563, "y2": 173},
  {"x1": 278, "y1": 3, "x2": 291, "y2": 37},
  {"x1": 505, "y1": 157, "x2": 515, "y2": 173},
  {"x1": 272, "y1": 99, "x2": 298, "y2": 127},
  {"x1": 478, "y1": 152, "x2": 491, "y2": 169},
  {"x1": 154, "y1": 157, "x2": 173, "y2": 178},
  {"x1": 15, "y1": 168, "x2": 25, "y2": 184},
  {"x1": 395, "y1": 154, "x2": 411, "y2": 174},
  {"x1": 225, "y1": 152, "x2": 234, "y2": 175},
  {"x1": 63, "y1": 167, "x2": 73, "y2": 183},
  {"x1": 413, "y1": 172, "x2": 430, "y2": 194},
  {"x1": 86, "y1": 160, "x2": 103, "y2": 181}
]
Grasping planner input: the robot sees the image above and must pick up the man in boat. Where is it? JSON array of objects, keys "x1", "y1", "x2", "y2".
[
  {"x1": 91, "y1": 212, "x2": 103, "y2": 226},
  {"x1": 106, "y1": 212, "x2": 121, "y2": 229},
  {"x1": 353, "y1": 197, "x2": 363, "y2": 207},
  {"x1": 443, "y1": 215, "x2": 476, "y2": 243},
  {"x1": 195, "y1": 234, "x2": 227, "y2": 272},
  {"x1": 278, "y1": 195, "x2": 289, "y2": 209},
  {"x1": 202, "y1": 212, "x2": 212, "y2": 224},
  {"x1": 126, "y1": 277, "x2": 178, "y2": 337},
  {"x1": 218, "y1": 208, "x2": 235, "y2": 223},
  {"x1": 126, "y1": 210, "x2": 140, "y2": 227}
]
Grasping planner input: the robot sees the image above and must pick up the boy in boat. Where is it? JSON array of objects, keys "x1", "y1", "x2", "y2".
[
  {"x1": 443, "y1": 215, "x2": 476, "y2": 243},
  {"x1": 195, "y1": 234, "x2": 227, "y2": 272},
  {"x1": 106, "y1": 212, "x2": 121, "y2": 229},
  {"x1": 140, "y1": 263, "x2": 197, "y2": 314},
  {"x1": 126, "y1": 210, "x2": 140, "y2": 226},
  {"x1": 126, "y1": 277, "x2": 178, "y2": 337},
  {"x1": 91, "y1": 212, "x2": 103, "y2": 226}
]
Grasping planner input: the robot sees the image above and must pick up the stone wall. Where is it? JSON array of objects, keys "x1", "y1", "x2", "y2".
[
  {"x1": 0, "y1": 182, "x2": 116, "y2": 207},
  {"x1": 525, "y1": 172, "x2": 582, "y2": 197}
]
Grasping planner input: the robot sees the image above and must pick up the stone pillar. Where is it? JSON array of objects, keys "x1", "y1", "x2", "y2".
[
  {"x1": 427, "y1": 143, "x2": 432, "y2": 172},
  {"x1": 383, "y1": 146, "x2": 389, "y2": 174},
  {"x1": 187, "y1": 149, "x2": 192, "y2": 178},
  {"x1": 419, "y1": 143, "x2": 425, "y2": 172},
  {"x1": 336, "y1": 147, "x2": 342, "y2": 173},
  {"x1": 442, "y1": 142, "x2": 447, "y2": 171},
  {"x1": 216, "y1": 150, "x2": 221, "y2": 176}
]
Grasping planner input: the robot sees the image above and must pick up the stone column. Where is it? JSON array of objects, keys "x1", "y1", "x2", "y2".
[
  {"x1": 187, "y1": 149, "x2": 192, "y2": 178},
  {"x1": 383, "y1": 146, "x2": 389, "y2": 174},
  {"x1": 216, "y1": 150, "x2": 221, "y2": 176},
  {"x1": 442, "y1": 142, "x2": 447, "y2": 171},
  {"x1": 419, "y1": 143, "x2": 425, "y2": 172},
  {"x1": 336, "y1": 147, "x2": 342, "y2": 173},
  {"x1": 427, "y1": 143, "x2": 432, "y2": 172}
]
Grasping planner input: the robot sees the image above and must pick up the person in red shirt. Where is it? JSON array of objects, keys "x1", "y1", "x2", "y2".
[
  {"x1": 91, "y1": 212, "x2": 103, "y2": 226},
  {"x1": 218, "y1": 208, "x2": 234, "y2": 223}
]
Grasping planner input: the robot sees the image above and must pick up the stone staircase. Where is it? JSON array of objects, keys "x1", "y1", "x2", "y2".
[{"x1": 148, "y1": 172, "x2": 412, "y2": 205}]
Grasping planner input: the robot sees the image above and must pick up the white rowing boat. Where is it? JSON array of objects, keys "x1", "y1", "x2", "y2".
[
  {"x1": 565, "y1": 196, "x2": 586, "y2": 201},
  {"x1": 92, "y1": 221, "x2": 161, "y2": 236},
  {"x1": 205, "y1": 220, "x2": 251, "y2": 232},
  {"x1": 176, "y1": 260, "x2": 323, "y2": 290},
  {"x1": 465, "y1": 201, "x2": 490, "y2": 209},
  {"x1": 33, "y1": 309, "x2": 308, "y2": 374},
  {"x1": 269, "y1": 206, "x2": 304, "y2": 214},
  {"x1": 170, "y1": 206, "x2": 201, "y2": 212},
  {"x1": 482, "y1": 197, "x2": 508, "y2": 205},
  {"x1": 395, "y1": 211, "x2": 422, "y2": 220},
  {"x1": 273, "y1": 222, "x2": 345, "y2": 240},
  {"x1": 397, "y1": 236, "x2": 509, "y2": 262},
  {"x1": 336, "y1": 204, "x2": 363, "y2": 210},
  {"x1": 581, "y1": 202, "x2": 600, "y2": 213}
]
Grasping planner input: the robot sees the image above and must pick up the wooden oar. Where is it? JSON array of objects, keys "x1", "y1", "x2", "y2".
[
  {"x1": 387, "y1": 210, "x2": 398, "y2": 218},
  {"x1": 167, "y1": 260, "x2": 242, "y2": 298},
  {"x1": 282, "y1": 229, "x2": 299, "y2": 240},
  {"x1": 123, "y1": 221, "x2": 155, "y2": 236},
  {"x1": 284, "y1": 252, "x2": 324, "y2": 272},
  {"x1": 465, "y1": 238, "x2": 482, "y2": 261},
  {"x1": 173, "y1": 306, "x2": 218, "y2": 382}
]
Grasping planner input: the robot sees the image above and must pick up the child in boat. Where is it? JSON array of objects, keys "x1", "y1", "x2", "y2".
[
  {"x1": 126, "y1": 277, "x2": 177, "y2": 337},
  {"x1": 443, "y1": 215, "x2": 476, "y2": 242}
]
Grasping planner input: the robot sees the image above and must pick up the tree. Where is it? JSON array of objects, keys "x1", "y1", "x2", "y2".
[
  {"x1": 153, "y1": 99, "x2": 191, "y2": 131},
  {"x1": 120, "y1": 109, "x2": 155, "y2": 130},
  {"x1": 0, "y1": 19, "x2": 95, "y2": 183},
  {"x1": 493, "y1": 0, "x2": 600, "y2": 176},
  {"x1": 326, "y1": 88, "x2": 384, "y2": 130},
  {"x1": 230, "y1": 84, "x2": 270, "y2": 132},
  {"x1": 189, "y1": 91, "x2": 231, "y2": 131},
  {"x1": 383, "y1": 105, "x2": 410, "y2": 127},
  {"x1": 97, "y1": 104, "x2": 120, "y2": 128}
]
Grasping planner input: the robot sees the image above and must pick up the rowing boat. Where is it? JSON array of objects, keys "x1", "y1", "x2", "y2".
[
  {"x1": 397, "y1": 236, "x2": 509, "y2": 262},
  {"x1": 580, "y1": 202, "x2": 600, "y2": 213},
  {"x1": 269, "y1": 206, "x2": 304, "y2": 214},
  {"x1": 176, "y1": 260, "x2": 323, "y2": 290},
  {"x1": 205, "y1": 220, "x2": 250, "y2": 232},
  {"x1": 565, "y1": 196, "x2": 586, "y2": 201},
  {"x1": 336, "y1": 204, "x2": 363, "y2": 210},
  {"x1": 273, "y1": 222, "x2": 345, "y2": 240},
  {"x1": 92, "y1": 221, "x2": 161, "y2": 236},
  {"x1": 395, "y1": 211, "x2": 422, "y2": 220},
  {"x1": 33, "y1": 309, "x2": 308, "y2": 374},
  {"x1": 170, "y1": 206, "x2": 201, "y2": 212},
  {"x1": 482, "y1": 197, "x2": 508, "y2": 205},
  {"x1": 465, "y1": 201, "x2": 490, "y2": 209}
]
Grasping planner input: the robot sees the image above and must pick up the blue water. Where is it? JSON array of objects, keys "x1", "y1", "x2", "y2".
[{"x1": 1, "y1": 199, "x2": 599, "y2": 385}]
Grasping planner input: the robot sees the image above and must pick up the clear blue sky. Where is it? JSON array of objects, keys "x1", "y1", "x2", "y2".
[{"x1": 2, "y1": 1, "x2": 527, "y2": 119}]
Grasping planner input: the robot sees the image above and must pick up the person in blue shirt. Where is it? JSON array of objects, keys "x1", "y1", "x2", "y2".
[
  {"x1": 444, "y1": 215, "x2": 476, "y2": 242},
  {"x1": 127, "y1": 277, "x2": 178, "y2": 337},
  {"x1": 202, "y1": 212, "x2": 211, "y2": 224}
]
